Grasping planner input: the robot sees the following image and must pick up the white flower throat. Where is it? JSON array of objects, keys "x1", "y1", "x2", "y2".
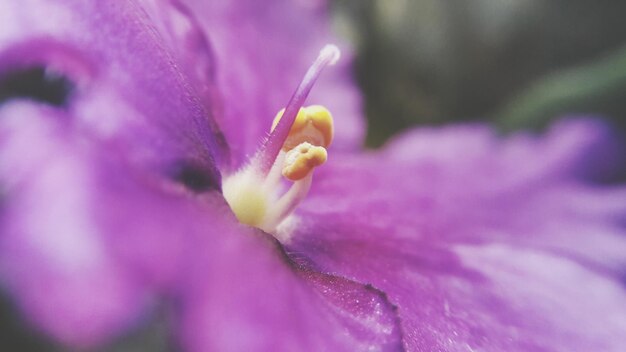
[{"x1": 223, "y1": 45, "x2": 340, "y2": 234}]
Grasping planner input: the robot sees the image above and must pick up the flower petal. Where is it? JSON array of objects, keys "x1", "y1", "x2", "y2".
[
  {"x1": 287, "y1": 119, "x2": 626, "y2": 351},
  {"x1": 0, "y1": 104, "x2": 143, "y2": 346},
  {"x1": 0, "y1": 102, "x2": 224, "y2": 347},
  {"x1": 177, "y1": 211, "x2": 402, "y2": 352},
  {"x1": 0, "y1": 0, "x2": 232, "y2": 344},
  {"x1": 0, "y1": 0, "x2": 226, "y2": 176},
  {"x1": 295, "y1": 119, "x2": 626, "y2": 272},
  {"x1": 176, "y1": 0, "x2": 365, "y2": 167}
]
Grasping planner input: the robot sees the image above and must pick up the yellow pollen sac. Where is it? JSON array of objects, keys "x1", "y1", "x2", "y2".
[
  {"x1": 282, "y1": 142, "x2": 328, "y2": 181},
  {"x1": 272, "y1": 105, "x2": 334, "y2": 150}
]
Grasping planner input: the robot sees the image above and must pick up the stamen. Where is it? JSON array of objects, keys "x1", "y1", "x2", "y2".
[
  {"x1": 282, "y1": 142, "x2": 328, "y2": 181},
  {"x1": 272, "y1": 105, "x2": 334, "y2": 150},
  {"x1": 223, "y1": 44, "x2": 340, "y2": 235},
  {"x1": 255, "y1": 44, "x2": 340, "y2": 175},
  {"x1": 261, "y1": 173, "x2": 313, "y2": 232}
]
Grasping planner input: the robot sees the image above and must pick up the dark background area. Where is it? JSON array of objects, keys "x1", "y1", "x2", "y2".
[{"x1": 332, "y1": 0, "x2": 626, "y2": 145}]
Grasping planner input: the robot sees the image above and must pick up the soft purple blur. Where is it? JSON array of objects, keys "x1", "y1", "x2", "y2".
[{"x1": 0, "y1": 1, "x2": 624, "y2": 352}]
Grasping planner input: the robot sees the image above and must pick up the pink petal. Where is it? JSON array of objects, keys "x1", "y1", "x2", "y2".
[
  {"x1": 177, "y1": 209, "x2": 402, "y2": 352},
  {"x1": 288, "y1": 119, "x2": 626, "y2": 351}
]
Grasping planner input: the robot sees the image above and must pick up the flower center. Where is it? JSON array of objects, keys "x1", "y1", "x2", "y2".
[{"x1": 223, "y1": 45, "x2": 340, "y2": 235}]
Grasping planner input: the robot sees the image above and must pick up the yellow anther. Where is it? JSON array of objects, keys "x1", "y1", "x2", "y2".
[
  {"x1": 282, "y1": 142, "x2": 328, "y2": 181},
  {"x1": 272, "y1": 105, "x2": 334, "y2": 150}
]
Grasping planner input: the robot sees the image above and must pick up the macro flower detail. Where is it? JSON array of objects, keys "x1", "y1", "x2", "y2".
[
  {"x1": 0, "y1": 1, "x2": 625, "y2": 352},
  {"x1": 223, "y1": 45, "x2": 339, "y2": 233}
]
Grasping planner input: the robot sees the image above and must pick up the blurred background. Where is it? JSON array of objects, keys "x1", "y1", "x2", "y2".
[
  {"x1": 2, "y1": 0, "x2": 626, "y2": 350},
  {"x1": 332, "y1": 0, "x2": 626, "y2": 146}
]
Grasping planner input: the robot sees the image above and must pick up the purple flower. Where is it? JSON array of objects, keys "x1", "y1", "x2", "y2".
[{"x1": 1, "y1": 1, "x2": 625, "y2": 351}]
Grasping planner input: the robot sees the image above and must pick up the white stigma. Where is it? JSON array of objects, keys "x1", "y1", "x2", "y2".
[{"x1": 320, "y1": 44, "x2": 341, "y2": 66}]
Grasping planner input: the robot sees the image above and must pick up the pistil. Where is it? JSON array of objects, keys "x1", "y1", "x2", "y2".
[
  {"x1": 254, "y1": 44, "x2": 340, "y2": 176},
  {"x1": 223, "y1": 45, "x2": 340, "y2": 235}
]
